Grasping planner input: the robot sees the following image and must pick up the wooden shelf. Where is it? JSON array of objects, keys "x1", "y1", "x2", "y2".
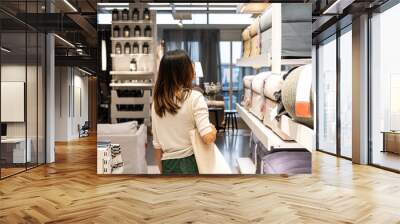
[
  {"x1": 236, "y1": 103, "x2": 311, "y2": 152},
  {"x1": 110, "y1": 71, "x2": 153, "y2": 76},
  {"x1": 112, "y1": 20, "x2": 153, "y2": 25},
  {"x1": 110, "y1": 82, "x2": 153, "y2": 89},
  {"x1": 236, "y1": 54, "x2": 271, "y2": 68},
  {"x1": 111, "y1": 37, "x2": 153, "y2": 41},
  {"x1": 110, "y1": 54, "x2": 152, "y2": 58},
  {"x1": 236, "y1": 55, "x2": 311, "y2": 68}
]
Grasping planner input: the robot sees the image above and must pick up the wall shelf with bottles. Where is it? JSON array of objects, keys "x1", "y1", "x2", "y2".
[{"x1": 109, "y1": 1, "x2": 157, "y2": 125}]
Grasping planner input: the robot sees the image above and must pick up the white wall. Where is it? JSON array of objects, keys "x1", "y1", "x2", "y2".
[{"x1": 55, "y1": 67, "x2": 89, "y2": 141}]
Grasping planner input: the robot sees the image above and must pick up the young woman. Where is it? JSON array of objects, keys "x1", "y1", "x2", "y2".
[{"x1": 152, "y1": 50, "x2": 217, "y2": 175}]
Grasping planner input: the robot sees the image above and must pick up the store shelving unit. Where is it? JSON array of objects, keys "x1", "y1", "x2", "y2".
[
  {"x1": 110, "y1": 2, "x2": 157, "y2": 124},
  {"x1": 235, "y1": 4, "x2": 314, "y2": 174},
  {"x1": 236, "y1": 4, "x2": 311, "y2": 72}
]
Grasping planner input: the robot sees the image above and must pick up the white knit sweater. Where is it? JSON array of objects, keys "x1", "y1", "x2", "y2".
[{"x1": 151, "y1": 90, "x2": 213, "y2": 160}]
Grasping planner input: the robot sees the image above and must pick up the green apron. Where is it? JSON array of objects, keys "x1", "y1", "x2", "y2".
[{"x1": 161, "y1": 154, "x2": 199, "y2": 175}]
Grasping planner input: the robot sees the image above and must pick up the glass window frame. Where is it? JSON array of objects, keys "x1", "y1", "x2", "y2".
[
  {"x1": 0, "y1": 0, "x2": 47, "y2": 179},
  {"x1": 316, "y1": 24, "x2": 353, "y2": 161}
]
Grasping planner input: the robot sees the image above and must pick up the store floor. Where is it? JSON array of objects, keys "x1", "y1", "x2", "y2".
[
  {"x1": 1, "y1": 135, "x2": 400, "y2": 223},
  {"x1": 372, "y1": 150, "x2": 400, "y2": 171}
]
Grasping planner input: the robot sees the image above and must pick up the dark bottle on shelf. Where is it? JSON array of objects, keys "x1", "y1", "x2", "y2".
[
  {"x1": 123, "y1": 26, "x2": 130, "y2": 38},
  {"x1": 132, "y1": 42, "x2": 139, "y2": 54},
  {"x1": 142, "y1": 42, "x2": 149, "y2": 54},
  {"x1": 144, "y1": 26, "x2": 152, "y2": 37},
  {"x1": 132, "y1": 8, "x2": 139, "y2": 21},
  {"x1": 134, "y1": 25, "x2": 141, "y2": 37},
  {"x1": 130, "y1": 58, "x2": 137, "y2": 71},
  {"x1": 124, "y1": 43, "x2": 131, "y2": 54},
  {"x1": 115, "y1": 43, "x2": 122, "y2": 54},
  {"x1": 143, "y1": 8, "x2": 150, "y2": 20},
  {"x1": 113, "y1": 26, "x2": 120, "y2": 37},
  {"x1": 122, "y1": 9, "x2": 129, "y2": 21},
  {"x1": 112, "y1": 9, "x2": 119, "y2": 21}
]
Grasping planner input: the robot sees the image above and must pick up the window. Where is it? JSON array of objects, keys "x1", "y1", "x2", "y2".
[
  {"x1": 339, "y1": 27, "x2": 352, "y2": 158},
  {"x1": 317, "y1": 35, "x2": 337, "y2": 154},
  {"x1": 219, "y1": 41, "x2": 243, "y2": 110},
  {"x1": 370, "y1": 3, "x2": 400, "y2": 171}
]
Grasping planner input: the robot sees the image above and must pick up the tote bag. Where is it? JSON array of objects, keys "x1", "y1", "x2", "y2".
[
  {"x1": 188, "y1": 92, "x2": 232, "y2": 174},
  {"x1": 189, "y1": 130, "x2": 232, "y2": 174}
]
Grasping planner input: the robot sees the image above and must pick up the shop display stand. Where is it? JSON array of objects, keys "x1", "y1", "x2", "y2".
[
  {"x1": 235, "y1": 4, "x2": 314, "y2": 173},
  {"x1": 110, "y1": 2, "x2": 157, "y2": 125},
  {"x1": 236, "y1": 4, "x2": 311, "y2": 71}
]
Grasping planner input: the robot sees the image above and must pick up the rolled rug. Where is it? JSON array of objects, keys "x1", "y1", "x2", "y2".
[
  {"x1": 250, "y1": 35, "x2": 260, "y2": 56},
  {"x1": 243, "y1": 40, "x2": 251, "y2": 58},
  {"x1": 242, "y1": 27, "x2": 251, "y2": 41},
  {"x1": 263, "y1": 73, "x2": 283, "y2": 101},
  {"x1": 262, "y1": 98, "x2": 292, "y2": 141},
  {"x1": 281, "y1": 64, "x2": 313, "y2": 128},
  {"x1": 260, "y1": 29, "x2": 272, "y2": 56},
  {"x1": 259, "y1": 8, "x2": 272, "y2": 33},
  {"x1": 242, "y1": 75, "x2": 256, "y2": 109},
  {"x1": 249, "y1": 72, "x2": 271, "y2": 120},
  {"x1": 249, "y1": 17, "x2": 260, "y2": 37}
]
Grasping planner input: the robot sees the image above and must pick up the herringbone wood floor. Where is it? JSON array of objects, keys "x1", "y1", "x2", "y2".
[{"x1": 1, "y1": 135, "x2": 400, "y2": 224}]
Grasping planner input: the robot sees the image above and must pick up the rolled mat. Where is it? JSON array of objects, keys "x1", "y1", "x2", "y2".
[
  {"x1": 249, "y1": 17, "x2": 260, "y2": 37},
  {"x1": 262, "y1": 98, "x2": 292, "y2": 141},
  {"x1": 250, "y1": 35, "x2": 260, "y2": 56},
  {"x1": 243, "y1": 75, "x2": 255, "y2": 89},
  {"x1": 263, "y1": 74, "x2": 283, "y2": 101},
  {"x1": 281, "y1": 64, "x2": 313, "y2": 128},
  {"x1": 243, "y1": 40, "x2": 251, "y2": 58},
  {"x1": 242, "y1": 28, "x2": 251, "y2": 41},
  {"x1": 259, "y1": 8, "x2": 272, "y2": 32},
  {"x1": 260, "y1": 29, "x2": 272, "y2": 56},
  {"x1": 251, "y1": 72, "x2": 271, "y2": 95}
]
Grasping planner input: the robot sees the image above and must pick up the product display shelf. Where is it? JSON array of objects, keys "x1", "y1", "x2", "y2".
[
  {"x1": 238, "y1": 4, "x2": 311, "y2": 71},
  {"x1": 112, "y1": 20, "x2": 153, "y2": 25},
  {"x1": 236, "y1": 54, "x2": 270, "y2": 68},
  {"x1": 110, "y1": 2, "x2": 157, "y2": 125},
  {"x1": 111, "y1": 37, "x2": 153, "y2": 42},
  {"x1": 111, "y1": 90, "x2": 152, "y2": 104},
  {"x1": 236, "y1": 103, "x2": 308, "y2": 151},
  {"x1": 110, "y1": 107, "x2": 151, "y2": 122},
  {"x1": 236, "y1": 54, "x2": 311, "y2": 68},
  {"x1": 110, "y1": 70, "x2": 154, "y2": 76},
  {"x1": 110, "y1": 82, "x2": 153, "y2": 89},
  {"x1": 111, "y1": 53, "x2": 153, "y2": 58}
]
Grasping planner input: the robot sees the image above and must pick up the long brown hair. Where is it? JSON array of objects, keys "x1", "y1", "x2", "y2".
[{"x1": 154, "y1": 50, "x2": 194, "y2": 117}]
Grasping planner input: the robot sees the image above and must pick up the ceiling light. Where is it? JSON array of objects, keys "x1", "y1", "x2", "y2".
[
  {"x1": 1, "y1": 47, "x2": 11, "y2": 53},
  {"x1": 322, "y1": 0, "x2": 353, "y2": 15},
  {"x1": 63, "y1": 0, "x2": 78, "y2": 12},
  {"x1": 147, "y1": 3, "x2": 170, "y2": 6},
  {"x1": 54, "y1": 34, "x2": 75, "y2": 48},
  {"x1": 78, "y1": 67, "x2": 93, "y2": 76}
]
